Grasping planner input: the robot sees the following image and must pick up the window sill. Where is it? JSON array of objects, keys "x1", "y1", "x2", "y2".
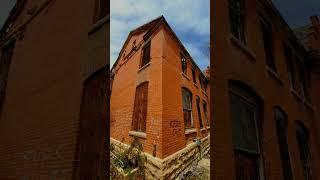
[
  {"x1": 266, "y1": 66, "x2": 283, "y2": 86},
  {"x1": 182, "y1": 73, "x2": 190, "y2": 81},
  {"x1": 88, "y1": 14, "x2": 110, "y2": 35},
  {"x1": 129, "y1": 131, "x2": 147, "y2": 139},
  {"x1": 138, "y1": 62, "x2": 150, "y2": 73},
  {"x1": 206, "y1": 126, "x2": 210, "y2": 130},
  {"x1": 200, "y1": 128, "x2": 206, "y2": 132},
  {"x1": 185, "y1": 128, "x2": 197, "y2": 135},
  {"x1": 229, "y1": 35, "x2": 256, "y2": 62}
]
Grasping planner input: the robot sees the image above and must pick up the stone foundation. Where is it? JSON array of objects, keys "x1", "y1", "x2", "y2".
[{"x1": 110, "y1": 135, "x2": 210, "y2": 180}]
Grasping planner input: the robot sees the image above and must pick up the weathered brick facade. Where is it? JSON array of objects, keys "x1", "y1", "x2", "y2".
[
  {"x1": 0, "y1": 0, "x2": 109, "y2": 178},
  {"x1": 213, "y1": 0, "x2": 320, "y2": 179},
  {"x1": 110, "y1": 16, "x2": 210, "y2": 161}
]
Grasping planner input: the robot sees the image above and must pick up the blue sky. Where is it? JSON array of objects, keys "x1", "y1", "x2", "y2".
[{"x1": 110, "y1": 0, "x2": 210, "y2": 70}]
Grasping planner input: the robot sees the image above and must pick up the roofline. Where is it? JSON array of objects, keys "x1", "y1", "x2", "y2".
[
  {"x1": 111, "y1": 16, "x2": 209, "y2": 80},
  {"x1": 263, "y1": 0, "x2": 309, "y2": 55},
  {"x1": 111, "y1": 16, "x2": 164, "y2": 71}
]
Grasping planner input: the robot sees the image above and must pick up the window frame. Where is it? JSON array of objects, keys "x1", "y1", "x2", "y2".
[
  {"x1": 140, "y1": 42, "x2": 151, "y2": 68},
  {"x1": 93, "y1": 0, "x2": 109, "y2": 23},
  {"x1": 181, "y1": 87, "x2": 193, "y2": 129},
  {"x1": 274, "y1": 107, "x2": 293, "y2": 180},
  {"x1": 260, "y1": 18, "x2": 277, "y2": 72},
  {"x1": 131, "y1": 82, "x2": 149, "y2": 133},
  {"x1": 196, "y1": 96, "x2": 204, "y2": 129},
  {"x1": 229, "y1": 0, "x2": 246, "y2": 44},
  {"x1": 181, "y1": 54, "x2": 187, "y2": 74}
]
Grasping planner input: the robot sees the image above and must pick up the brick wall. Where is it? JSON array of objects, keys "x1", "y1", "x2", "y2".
[
  {"x1": 213, "y1": 0, "x2": 320, "y2": 179},
  {"x1": 0, "y1": 0, "x2": 109, "y2": 178},
  {"x1": 110, "y1": 20, "x2": 210, "y2": 159}
]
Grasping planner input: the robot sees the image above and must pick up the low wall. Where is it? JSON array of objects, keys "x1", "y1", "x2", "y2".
[{"x1": 110, "y1": 135, "x2": 210, "y2": 180}]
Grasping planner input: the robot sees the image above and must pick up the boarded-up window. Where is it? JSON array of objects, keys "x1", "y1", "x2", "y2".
[
  {"x1": 274, "y1": 108, "x2": 293, "y2": 180},
  {"x1": 182, "y1": 88, "x2": 193, "y2": 129},
  {"x1": 0, "y1": 41, "x2": 15, "y2": 115},
  {"x1": 93, "y1": 0, "x2": 109, "y2": 23},
  {"x1": 196, "y1": 97, "x2": 203, "y2": 129},
  {"x1": 132, "y1": 82, "x2": 148, "y2": 132},
  {"x1": 75, "y1": 66, "x2": 108, "y2": 179},
  {"x1": 140, "y1": 43, "x2": 151, "y2": 68},
  {"x1": 296, "y1": 122, "x2": 312, "y2": 180}
]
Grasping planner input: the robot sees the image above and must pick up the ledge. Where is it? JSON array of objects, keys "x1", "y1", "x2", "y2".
[
  {"x1": 266, "y1": 66, "x2": 283, "y2": 86},
  {"x1": 181, "y1": 73, "x2": 190, "y2": 81},
  {"x1": 129, "y1": 131, "x2": 147, "y2": 139},
  {"x1": 229, "y1": 35, "x2": 257, "y2": 62},
  {"x1": 200, "y1": 128, "x2": 206, "y2": 132},
  {"x1": 290, "y1": 89, "x2": 303, "y2": 102},
  {"x1": 88, "y1": 15, "x2": 110, "y2": 35},
  {"x1": 138, "y1": 62, "x2": 150, "y2": 73},
  {"x1": 185, "y1": 128, "x2": 196, "y2": 135}
]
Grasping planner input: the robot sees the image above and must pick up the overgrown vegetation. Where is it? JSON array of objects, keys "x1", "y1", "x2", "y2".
[{"x1": 110, "y1": 138, "x2": 146, "y2": 179}]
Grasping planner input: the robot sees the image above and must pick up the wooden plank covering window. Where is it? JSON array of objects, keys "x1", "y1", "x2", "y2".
[
  {"x1": 140, "y1": 43, "x2": 151, "y2": 68},
  {"x1": 132, "y1": 82, "x2": 149, "y2": 132},
  {"x1": 74, "y1": 66, "x2": 108, "y2": 179},
  {"x1": 0, "y1": 41, "x2": 15, "y2": 116}
]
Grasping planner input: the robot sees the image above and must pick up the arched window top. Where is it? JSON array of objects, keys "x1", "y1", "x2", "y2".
[
  {"x1": 137, "y1": 81, "x2": 149, "y2": 88},
  {"x1": 274, "y1": 106, "x2": 288, "y2": 126},
  {"x1": 229, "y1": 80, "x2": 262, "y2": 106}
]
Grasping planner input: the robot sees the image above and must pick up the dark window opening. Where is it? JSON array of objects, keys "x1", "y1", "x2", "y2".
[
  {"x1": 274, "y1": 108, "x2": 293, "y2": 180},
  {"x1": 297, "y1": 60, "x2": 310, "y2": 102},
  {"x1": 182, "y1": 88, "x2": 193, "y2": 129},
  {"x1": 196, "y1": 97, "x2": 203, "y2": 129},
  {"x1": 181, "y1": 55, "x2": 187, "y2": 74},
  {"x1": 203, "y1": 101, "x2": 209, "y2": 127},
  {"x1": 132, "y1": 82, "x2": 149, "y2": 132},
  {"x1": 229, "y1": 0, "x2": 246, "y2": 43},
  {"x1": 192, "y1": 68, "x2": 196, "y2": 83},
  {"x1": 296, "y1": 122, "x2": 312, "y2": 180},
  {"x1": 199, "y1": 76, "x2": 203, "y2": 89},
  {"x1": 140, "y1": 42, "x2": 151, "y2": 68},
  {"x1": 283, "y1": 43, "x2": 298, "y2": 90},
  {"x1": 261, "y1": 19, "x2": 276, "y2": 72}
]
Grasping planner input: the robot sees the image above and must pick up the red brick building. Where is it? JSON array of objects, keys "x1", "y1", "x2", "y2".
[
  {"x1": 0, "y1": 0, "x2": 109, "y2": 178},
  {"x1": 110, "y1": 16, "x2": 210, "y2": 179},
  {"x1": 213, "y1": 0, "x2": 320, "y2": 179}
]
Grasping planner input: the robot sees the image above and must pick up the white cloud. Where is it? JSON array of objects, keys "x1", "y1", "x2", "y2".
[{"x1": 110, "y1": 0, "x2": 210, "y2": 69}]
